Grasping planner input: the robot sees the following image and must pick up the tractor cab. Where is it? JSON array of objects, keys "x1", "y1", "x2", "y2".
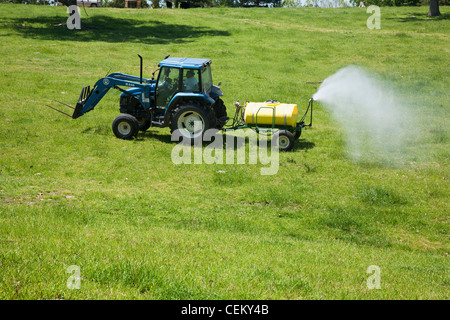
[{"x1": 154, "y1": 58, "x2": 214, "y2": 110}]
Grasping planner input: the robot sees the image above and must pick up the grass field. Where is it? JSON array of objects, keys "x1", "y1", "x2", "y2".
[{"x1": 0, "y1": 4, "x2": 448, "y2": 299}]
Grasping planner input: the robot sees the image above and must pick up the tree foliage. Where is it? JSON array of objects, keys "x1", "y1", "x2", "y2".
[
  {"x1": 363, "y1": 0, "x2": 421, "y2": 6},
  {"x1": 58, "y1": 0, "x2": 76, "y2": 5},
  {"x1": 104, "y1": 0, "x2": 125, "y2": 7}
]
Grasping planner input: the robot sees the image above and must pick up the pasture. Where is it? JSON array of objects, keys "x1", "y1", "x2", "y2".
[{"x1": 0, "y1": 4, "x2": 448, "y2": 299}]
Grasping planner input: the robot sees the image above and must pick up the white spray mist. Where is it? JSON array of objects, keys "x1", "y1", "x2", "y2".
[{"x1": 313, "y1": 65, "x2": 417, "y2": 165}]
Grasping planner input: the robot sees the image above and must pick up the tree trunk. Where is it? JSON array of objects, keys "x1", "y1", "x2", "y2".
[{"x1": 428, "y1": 0, "x2": 441, "y2": 17}]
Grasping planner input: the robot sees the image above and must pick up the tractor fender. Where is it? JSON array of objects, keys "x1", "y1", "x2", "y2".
[
  {"x1": 210, "y1": 85, "x2": 223, "y2": 99},
  {"x1": 164, "y1": 93, "x2": 214, "y2": 115}
]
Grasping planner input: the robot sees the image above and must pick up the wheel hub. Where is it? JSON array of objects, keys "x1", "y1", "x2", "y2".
[
  {"x1": 279, "y1": 136, "x2": 289, "y2": 148},
  {"x1": 117, "y1": 122, "x2": 131, "y2": 135},
  {"x1": 179, "y1": 112, "x2": 204, "y2": 134}
]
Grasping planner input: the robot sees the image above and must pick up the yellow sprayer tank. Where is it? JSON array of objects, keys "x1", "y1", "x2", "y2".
[{"x1": 243, "y1": 101, "x2": 298, "y2": 127}]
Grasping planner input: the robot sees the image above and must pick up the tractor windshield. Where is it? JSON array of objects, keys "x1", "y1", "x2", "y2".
[
  {"x1": 201, "y1": 65, "x2": 212, "y2": 95},
  {"x1": 156, "y1": 66, "x2": 180, "y2": 109}
]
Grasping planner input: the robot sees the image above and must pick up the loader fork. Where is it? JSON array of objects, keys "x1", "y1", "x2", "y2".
[
  {"x1": 44, "y1": 85, "x2": 93, "y2": 119},
  {"x1": 72, "y1": 85, "x2": 93, "y2": 119}
]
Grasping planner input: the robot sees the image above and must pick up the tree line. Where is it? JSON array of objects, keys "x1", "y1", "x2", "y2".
[
  {"x1": 1, "y1": 0, "x2": 443, "y2": 16},
  {"x1": 2, "y1": 0, "x2": 446, "y2": 8}
]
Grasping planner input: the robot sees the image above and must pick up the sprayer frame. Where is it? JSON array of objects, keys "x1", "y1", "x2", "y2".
[
  {"x1": 226, "y1": 98, "x2": 313, "y2": 132},
  {"x1": 221, "y1": 98, "x2": 313, "y2": 150}
]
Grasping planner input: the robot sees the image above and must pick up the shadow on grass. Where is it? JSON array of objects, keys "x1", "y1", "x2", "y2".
[
  {"x1": 136, "y1": 130, "x2": 316, "y2": 152},
  {"x1": 387, "y1": 12, "x2": 450, "y2": 23},
  {"x1": 136, "y1": 130, "x2": 173, "y2": 144},
  {"x1": 295, "y1": 140, "x2": 315, "y2": 151},
  {"x1": 7, "y1": 14, "x2": 230, "y2": 44}
]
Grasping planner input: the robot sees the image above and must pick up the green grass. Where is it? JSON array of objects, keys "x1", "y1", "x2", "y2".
[{"x1": 0, "y1": 4, "x2": 449, "y2": 299}]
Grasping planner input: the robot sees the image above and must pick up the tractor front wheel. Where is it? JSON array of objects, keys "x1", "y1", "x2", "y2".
[
  {"x1": 112, "y1": 114, "x2": 139, "y2": 140},
  {"x1": 136, "y1": 117, "x2": 152, "y2": 132}
]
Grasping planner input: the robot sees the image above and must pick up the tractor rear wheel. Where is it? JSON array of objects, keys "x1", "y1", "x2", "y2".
[
  {"x1": 112, "y1": 114, "x2": 139, "y2": 140},
  {"x1": 274, "y1": 130, "x2": 295, "y2": 151},
  {"x1": 212, "y1": 98, "x2": 228, "y2": 130},
  {"x1": 170, "y1": 102, "x2": 213, "y2": 143}
]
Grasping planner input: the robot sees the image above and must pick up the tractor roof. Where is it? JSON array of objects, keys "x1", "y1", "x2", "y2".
[{"x1": 158, "y1": 57, "x2": 211, "y2": 69}]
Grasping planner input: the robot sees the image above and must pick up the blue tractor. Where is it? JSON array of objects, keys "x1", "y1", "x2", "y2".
[{"x1": 48, "y1": 55, "x2": 228, "y2": 141}]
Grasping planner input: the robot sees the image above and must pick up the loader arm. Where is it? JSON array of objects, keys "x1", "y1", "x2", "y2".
[{"x1": 72, "y1": 73, "x2": 152, "y2": 119}]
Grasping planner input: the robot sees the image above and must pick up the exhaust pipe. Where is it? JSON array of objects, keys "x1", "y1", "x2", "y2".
[{"x1": 138, "y1": 54, "x2": 143, "y2": 84}]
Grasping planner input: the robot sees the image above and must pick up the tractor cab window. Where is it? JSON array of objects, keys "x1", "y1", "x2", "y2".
[
  {"x1": 201, "y1": 65, "x2": 212, "y2": 95},
  {"x1": 156, "y1": 67, "x2": 180, "y2": 109},
  {"x1": 182, "y1": 69, "x2": 200, "y2": 92}
]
